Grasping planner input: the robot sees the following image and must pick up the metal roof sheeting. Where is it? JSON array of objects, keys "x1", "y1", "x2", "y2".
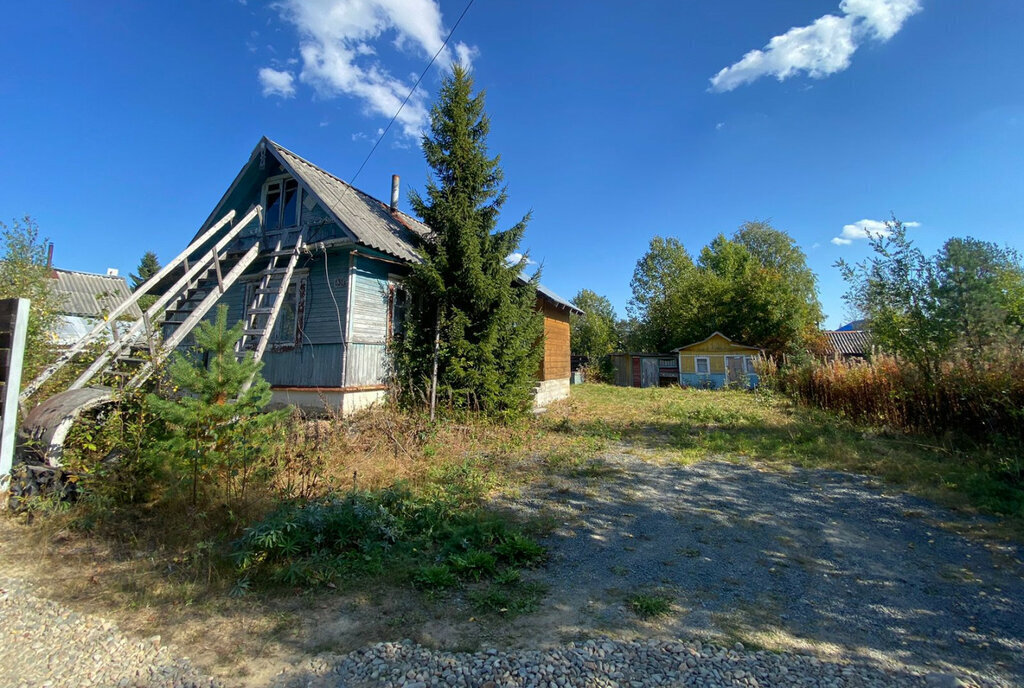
[
  {"x1": 823, "y1": 330, "x2": 871, "y2": 355},
  {"x1": 52, "y1": 269, "x2": 143, "y2": 319}
]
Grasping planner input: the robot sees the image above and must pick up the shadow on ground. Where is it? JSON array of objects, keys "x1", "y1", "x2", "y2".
[{"x1": 499, "y1": 455, "x2": 1024, "y2": 686}]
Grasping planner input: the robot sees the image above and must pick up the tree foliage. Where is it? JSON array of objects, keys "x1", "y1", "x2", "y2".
[
  {"x1": 0, "y1": 216, "x2": 64, "y2": 382},
  {"x1": 146, "y1": 305, "x2": 282, "y2": 506},
  {"x1": 570, "y1": 289, "x2": 618, "y2": 382},
  {"x1": 838, "y1": 219, "x2": 1024, "y2": 374},
  {"x1": 130, "y1": 250, "x2": 161, "y2": 310},
  {"x1": 627, "y1": 222, "x2": 822, "y2": 356},
  {"x1": 395, "y1": 65, "x2": 544, "y2": 417},
  {"x1": 570, "y1": 289, "x2": 618, "y2": 360}
]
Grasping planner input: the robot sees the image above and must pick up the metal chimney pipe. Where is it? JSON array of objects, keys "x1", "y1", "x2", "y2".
[
  {"x1": 47, "y1": 242, "x2": 54, "y2": 269},
  {"x1": 390, "y1": 174, "x2": 400, "y2": 213}
]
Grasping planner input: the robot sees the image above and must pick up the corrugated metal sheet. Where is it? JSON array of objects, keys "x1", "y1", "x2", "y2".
[
  {"x1": 52, "y1": 269, "x2": 143, "y2": 319},
  {"x1": 823, "y1": 330, "x2": 871, "y2": 355},
  {"x1": 268, "y1": 140, "x2": 430, "y2": 263}
]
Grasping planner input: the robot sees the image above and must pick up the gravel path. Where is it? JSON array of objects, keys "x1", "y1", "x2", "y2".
[
  {"x1": 0, "y1": 575, "x2": 219, "y2": 688},
  {"x1": 272, "y1": 638, "x2": 937, "y2": 688},
  {"x1": 496, "y1": 455, "x2": 1024, "y2": 688}
]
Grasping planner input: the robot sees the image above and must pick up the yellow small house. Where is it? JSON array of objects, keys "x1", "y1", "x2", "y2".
[{"x1": 673, "y1": 332, "x2": 762, "y2": 389}]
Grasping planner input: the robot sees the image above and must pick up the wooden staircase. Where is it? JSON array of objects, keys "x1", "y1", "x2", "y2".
[{"x1": 18, "y1": 204, "x2": 305, "y2": 465}]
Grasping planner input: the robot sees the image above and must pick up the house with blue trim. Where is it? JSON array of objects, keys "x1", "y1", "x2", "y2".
[
  {"x1": 185, "y1": 137, "x2": 581, "y2": 411},
  {"x1": 673, "y1": 332, "x2": 761, "y2": 389}
]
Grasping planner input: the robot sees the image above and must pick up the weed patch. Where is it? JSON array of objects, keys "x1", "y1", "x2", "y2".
[
  {"x1": 233, "y1": 481, "x2": 545, "y2": 595},
  {"x1": 628, "y1": 592, "x2": 673, "y2": 619}
]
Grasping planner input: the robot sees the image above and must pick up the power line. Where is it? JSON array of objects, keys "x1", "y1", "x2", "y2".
[{"x1": 341, "y1": 0, "x2": 476, "y2": 197}]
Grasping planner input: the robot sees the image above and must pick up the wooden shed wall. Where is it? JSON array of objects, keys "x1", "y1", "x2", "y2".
[{"x1": 538, "y1": 300, "x2": 570, "y2": 381}]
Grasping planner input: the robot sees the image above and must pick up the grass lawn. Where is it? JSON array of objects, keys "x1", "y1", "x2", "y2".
[{"x1": 543, "y1": 384, "x2": 1024, "y2": 531}]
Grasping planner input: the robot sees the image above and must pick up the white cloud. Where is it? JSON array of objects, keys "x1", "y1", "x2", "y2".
[
  {"x1": 831, "y1": 218, "x2": 920, "y2": 246},
  {"x1": 710, "y1": 0, "x2": 921, "y2": 92},
  {"x1": 506, "y1": 252, "x2": 536, "y2": 267},
  {"x1": 259, "y1": 67, "x2": 296, "y2": 98},
  {"x1": 264, "y1": 0, "x2": 477, "y2": 137}
]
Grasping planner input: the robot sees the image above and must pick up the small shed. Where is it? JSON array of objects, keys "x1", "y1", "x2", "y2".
[
  {"x1": 609, "y1": 352, "x2": 679, "y2": 388},
  {"x1": 51, "y1": 268, "x2": 143, "y2": 346},
  {"x1": 673, "y1": 332, "x2": 761, "y2": 389},
  {"x1": 821, "y1": 330, "x2": 871, "y2": 360}
]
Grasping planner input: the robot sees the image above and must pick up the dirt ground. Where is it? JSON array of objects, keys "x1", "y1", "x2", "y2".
[{"x1": 2, "y1": 440, "x2": 1022, "y2": 687}]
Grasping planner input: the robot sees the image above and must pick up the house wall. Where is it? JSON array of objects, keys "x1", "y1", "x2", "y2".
[
  {"x1": 344, "y1": 253, "x2": 397, "y2": 387},
  {"x1": 538, "y1": 300, "x2": 571, "y2": 382},
  {"x1": 676, "y1": 338, "x2": 761, "y2": 390}
]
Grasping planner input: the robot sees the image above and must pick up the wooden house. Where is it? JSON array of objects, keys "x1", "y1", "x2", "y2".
[
  {"x1": 673, "y1": 332, "x2": 761, "y2": 389},
  {"x1": 183, "y1": 137, "x2": 581, "y2": 412},
  {"x1": 20, "y1": 138, "x2": 581, "y2": 462}
]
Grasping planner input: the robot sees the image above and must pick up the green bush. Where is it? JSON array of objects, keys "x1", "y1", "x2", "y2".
[{"x1": 233, "y1": 482, "x2": 545, "y2": 591}]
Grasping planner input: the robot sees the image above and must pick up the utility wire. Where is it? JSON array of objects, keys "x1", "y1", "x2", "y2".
[{"x1": 340, "y1": 0, "x2": 476, "y2": 200}]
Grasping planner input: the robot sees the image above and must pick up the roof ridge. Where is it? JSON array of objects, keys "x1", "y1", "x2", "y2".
[{"x1": 53, "y1": 267, "x2": 125, "y2": 280}]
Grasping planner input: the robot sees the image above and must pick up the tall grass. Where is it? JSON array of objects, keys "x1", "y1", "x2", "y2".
[{"x1": 771, "y1": 353, "x2": 1024, "y2": 478}]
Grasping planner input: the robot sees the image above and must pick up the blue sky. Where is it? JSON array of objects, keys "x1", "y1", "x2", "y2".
[{"x1": 2, "y1": 0, "x2": 1022, "y2": 328}]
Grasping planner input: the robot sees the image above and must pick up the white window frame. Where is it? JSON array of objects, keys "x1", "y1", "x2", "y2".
[
  {"x1": 261, "y1": 174, "x2": 302, "y2": 236},
  {"x1": 694, "y1": 356, "x2": 711, "y2": 375},
  {"x1": 744, "y1": 356, "x2": 757, "y2": 374}
]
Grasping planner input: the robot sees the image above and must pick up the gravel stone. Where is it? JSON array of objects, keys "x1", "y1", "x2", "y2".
[{"x1": 0, "y1": 576, "x2": 219, "y2": 687}]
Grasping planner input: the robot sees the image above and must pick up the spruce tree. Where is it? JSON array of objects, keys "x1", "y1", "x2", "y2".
[
  {"x1": 130, "y1": 251, "x2": 161, "y2": 291},
  {"x1": 396, "y1": 65, "x2": 543, "y2": 417},
  {"x1": 147, "y1": 305, "x2": 281, "y2": 506},
  {"x1": 130, "y1": 251, "x2": 161, "y2": 310}
]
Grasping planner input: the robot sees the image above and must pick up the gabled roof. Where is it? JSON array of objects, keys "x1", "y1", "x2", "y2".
[
  {"x1": 267, "y1": 139, "x2": 431, "y2": 263},
  {"x1": 52, "y1": 269, "x2": 142, "y2": 319},
  {"x1": 671, "y1": 331, "x2": 762, "y2": 353},
  {"x1": 196, "y1": 137, "x2": 578, "y2": 310},
  {"x1": 823, "y1": 330, "x2": 871, "y2": 355},
  {"x1": 516, "y1": 271, "x2": 582, "y2": 315}
]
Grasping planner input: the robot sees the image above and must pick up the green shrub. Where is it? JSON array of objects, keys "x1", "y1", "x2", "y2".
[{"x1": 233, "y1": 483, "x2": 546, "y2": 593}]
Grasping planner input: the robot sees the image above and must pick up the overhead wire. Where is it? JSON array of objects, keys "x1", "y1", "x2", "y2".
[{"x1": 336, "y1": 0, "x2": 477, "y2": 205}]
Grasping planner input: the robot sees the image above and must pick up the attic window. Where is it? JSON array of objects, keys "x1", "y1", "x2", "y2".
[{"x1": 264, "y1": 177, "x2": 300, "y2": 233}]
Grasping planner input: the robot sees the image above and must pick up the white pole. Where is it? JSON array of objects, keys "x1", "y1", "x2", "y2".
[{"x1": 1, "y1": 298, "x2": 30, "y2": 491}]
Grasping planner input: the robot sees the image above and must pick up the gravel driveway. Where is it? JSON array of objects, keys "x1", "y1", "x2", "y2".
[
  {"x1": 497, "y1": 454, "x2": 1024, "y2": 687},
  {"x1": 2, "y1": 453, "x2": 1021, "y2": 687}
]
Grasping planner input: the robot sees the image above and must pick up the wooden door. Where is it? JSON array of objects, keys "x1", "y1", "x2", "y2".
[
  {"x1": 726, "y1": 356, "x2": 745, "y2": 384},
  {"x1": 641, "y1": 358, "x2": 659, "y2": 387},
  {"x1": 631, "y1": 357, "x2": 641, "y2": 387}
]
